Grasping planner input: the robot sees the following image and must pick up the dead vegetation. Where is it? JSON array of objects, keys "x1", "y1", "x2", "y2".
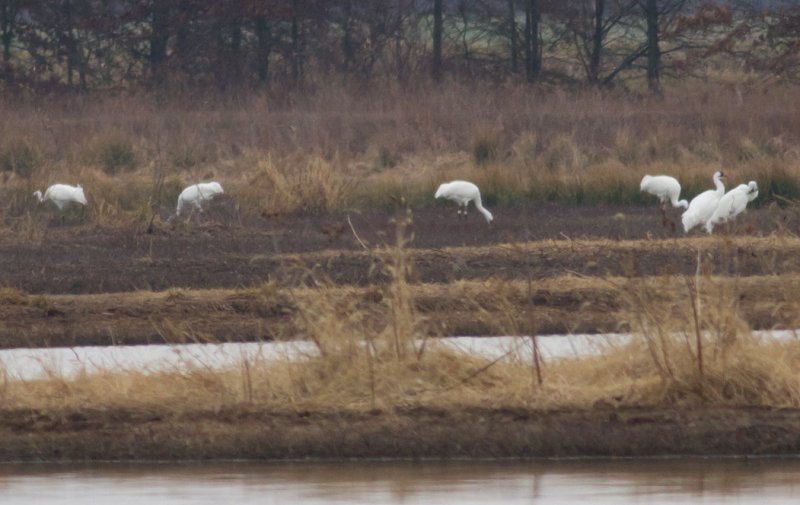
[
  {"x1": 5, "y1": 271, "x2": 800, "y2": 349},
  {"x1": 2, "y1": 85, "x2": 800, "y2": 230},
  {"x1": 2, "y1": 224, "x2": 800, "y2": 460}
]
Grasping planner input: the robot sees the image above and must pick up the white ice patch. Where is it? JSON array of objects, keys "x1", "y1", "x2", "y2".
[{"x1": 0, "y1": 330, "x2": 796, "y2": 381}]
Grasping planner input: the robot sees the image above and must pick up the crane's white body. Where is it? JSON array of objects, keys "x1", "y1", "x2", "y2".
[
  {"x1": 435, "y1": 180, "x2": 493, "y2": 223},
  {"x1": 704, "y1": 181, "x2": 758, "y2": 233},
  {"x1": 640, "y1": 175, "x2": 688, "y2": 209},
  {"x1": 33, "y1": 184, "x2": 87, "y2": 210},
  {"x1": 681, "y1": 171, "x2": 726, "y2": 233},
  {"x1": 176, "y1": 182, "x2": 224, "y2": 216}
]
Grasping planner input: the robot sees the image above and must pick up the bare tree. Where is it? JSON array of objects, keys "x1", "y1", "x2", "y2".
[
  {"x1": 639, "y1": 0, "x2": 689, "y2": 92},
  {"x1": 0, "y1": 0, "x2": 19, "y2": 63},
  {"x1": 508, "y1": 0, "x2": 519, "y2": 73},
  {"x1": 739, "y1": 1, "x2": 800, "y2": 82},
  {"x1": 148, "y1": 1, "x2": 171, "y2": 88},
  {"x1": 524, "y1": 0, "x2": 541, "y2": 82},
  {"x1": 390, "y1": 0, "x2": 425, "y2": 85},
  {"x1": 555, "y1": 0, "x2": 639, "y2": 85},
  {"x1": 643, "y1": 0, "x2": 661, "y2": 91},
  {"x1": 432, "y1": 0, "x2": 443, "y2": 81},
  {"x1": 0, "y1": 0, "x2": 793, "y2": 94}
]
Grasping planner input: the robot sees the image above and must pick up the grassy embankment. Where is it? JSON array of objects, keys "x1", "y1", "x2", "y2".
[
  {"x1": 2, "y1": 227, "x2": 800, "y2": 459},
  {"x1": 2, "y1": 83, "x2": 800, "y2": 232}
]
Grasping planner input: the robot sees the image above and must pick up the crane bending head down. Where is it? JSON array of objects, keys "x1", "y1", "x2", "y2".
[
  {"x1": 435, "y1": 180, "x2": 493, "y2": 223},
  {"x1": 175, "y1": 182, "x2": 224, "y2": 217},
  {"x1": 33, "y1": 184, "x2": 88, "y2": 210},
  {"x1": 640, "y1": 175, "x2": 688, "y2": 209}
]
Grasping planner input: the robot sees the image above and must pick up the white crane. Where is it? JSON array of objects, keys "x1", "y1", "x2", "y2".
[
  {"x1": 704, "y1": 181, "x2": 758, "y2": 233},
  {"x1": 640, "y1": 175, "x2": 688, "y2": 209},
  {"x1": 33, "y1": 184, "x2": 88, "y2": 210},
  {"x1": 434, "y1": 180, "x2": 493, "y2": 223},
  {"x1": 174, "y1": 181, "x2": 224, "y2": 220},
  {"x1": 681, "y1": 171, "x2": 726, "y2": 233}
]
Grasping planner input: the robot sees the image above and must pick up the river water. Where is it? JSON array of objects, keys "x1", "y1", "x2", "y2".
[
  {"x1": 2, "y1": 336, "x2": 799, "y2": 502},
  {"x1": 1, "y1": 458, "x2": 799, "y2": 504}
]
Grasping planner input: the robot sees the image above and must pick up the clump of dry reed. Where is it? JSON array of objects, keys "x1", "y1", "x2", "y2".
[
  {"x1": 611, "y1": 244, "x2": 800, "y2": 407},
  {"x1": 265, "y1": 211, "x2": 505, "y2": 410},
  {"x1": 233, "y1": 153, "x2": 355, "y2": 215}
]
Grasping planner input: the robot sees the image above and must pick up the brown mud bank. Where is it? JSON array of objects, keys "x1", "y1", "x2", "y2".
[
  {"x1": 1, "y1": 406, "x2": 798, "y2": 461},
  {"x1": 3, "y1": 275, "x2": 799, "y2": 349}
]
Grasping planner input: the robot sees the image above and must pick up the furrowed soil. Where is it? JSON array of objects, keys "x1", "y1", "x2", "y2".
[
  {"x1": 2, "y1": 203, "x2": 799, "y2": 348},
  {"x1": 3, "y1": 202, "x2": 800, "y2": 461}
]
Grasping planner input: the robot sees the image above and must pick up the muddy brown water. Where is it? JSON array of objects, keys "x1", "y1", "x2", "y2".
[{"x1": 1, "y1": 458, "x2": 799, "y2": 504}]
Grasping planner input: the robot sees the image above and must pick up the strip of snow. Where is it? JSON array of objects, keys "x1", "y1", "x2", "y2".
[{"x1": 0, "y1": 331, "x2": 796, "y2": 381}]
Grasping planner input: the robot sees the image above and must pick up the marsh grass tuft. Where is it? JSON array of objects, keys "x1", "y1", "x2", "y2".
[
  {"x1": 236, "y1": 154, "x2": 355, "y2": 216},
  {"x1": 472, "y1": 134, "x2": 499, "y2": 165},
  {"x1": 0, "y1": 139, "x2": 41, "y2": 178},
  {"x1": 543, "y1": 134, "x2": 583, "y2": 173},
  {"x1": 98, "y1": 139, "x2": 137, "y2": 175},
  {"x1": 0, "y1": 287, "x2": 28, "y2": 305},
  {"x1": 613, "y1": 239, "x2": 800, "y2": 406}
]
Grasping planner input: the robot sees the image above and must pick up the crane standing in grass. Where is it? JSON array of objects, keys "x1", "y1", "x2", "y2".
[
  {"x1": 682, "y1": 171, "x2": 726, "y2": 233},
  {"x1": 705, "y1": 181, "x2": 759, "y2": 233},
  {"x1": 33, "y1": 184, "x2": 88, "y2": 215},
  {"x1": 173, "y1": 181, "x2": 225, "y2": 222},
  {"x1": 435, "y1": 180, "x2": 493, "y2": 223},
  {"x1": 640, "y1": 175, "x2": 688, "y2": 210}
]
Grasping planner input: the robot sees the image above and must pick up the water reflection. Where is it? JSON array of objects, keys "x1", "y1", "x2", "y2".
[{"x1": 1, "y1": 459, "x2": 799, "y2": 504}]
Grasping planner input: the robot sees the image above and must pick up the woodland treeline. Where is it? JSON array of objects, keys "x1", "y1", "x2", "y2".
[{"x1": 0, "y1": 0, "x2": 798, "y2": 93}]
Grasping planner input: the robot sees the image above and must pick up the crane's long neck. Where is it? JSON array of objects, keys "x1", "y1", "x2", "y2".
[
  {"x1": 747, "y1": 182, "x2": 758, "y2": 200},
  {"x1": 33, "y1": 190, "x2": 45, "y2": 202},
  {"x1": 670, "y1": 195, "x2": 688, "y2": 209},
  {"x1": 713, "y1": 174, "x2": 725, "y2": 196},
  {"x1": 473, "y1": 194, "x2": 493, "y2": 223}
]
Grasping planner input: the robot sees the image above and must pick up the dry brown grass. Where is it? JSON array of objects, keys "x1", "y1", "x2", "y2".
[
  {"x1": 3, "y1": 234, "x2": 800, "y2": 418},
  {"x1": 234, "y1": 153, "x2": 356, "y2": 215},
  {"x1": 2, "y1": 83, "x2": 800, "y2": 230}
]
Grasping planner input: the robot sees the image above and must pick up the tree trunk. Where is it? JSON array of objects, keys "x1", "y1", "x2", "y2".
[
  {"x1": 231, "y1": 20, "x2": 242, "y2": 85},
  {"x1": 149, "y1": 2, "x2": 170, "y2": 88},
  {"x1": 63, "y1": 0, "x2": 74, "y2": 87},
  {"x1": 291, "y1": 0, "x2": 303, "y2": 88},
  {"x1": 255, "y1": 15, "x2": 272, "y2": 86},
  {"x1": 432, "y1": 0, "x2": 443, "y2": 81},
  {"x1": 508, "y1": 0, "x2": 518, "y2": 74},
  {"x1": 342, "y1": 0, "x2": 354, "y2": 73},
  {"x1": 588, "y1": 0, "x2": 604, "y2": 84},
  {"x1": 524, "y1": 0, "x2": 540, "y2": 82},
  {"x1": 215, "y1": 22, "x2": 226, "y2": 89},
  {"x1": 644, "y1": 0, "x2": 661, "y2": 92}
]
